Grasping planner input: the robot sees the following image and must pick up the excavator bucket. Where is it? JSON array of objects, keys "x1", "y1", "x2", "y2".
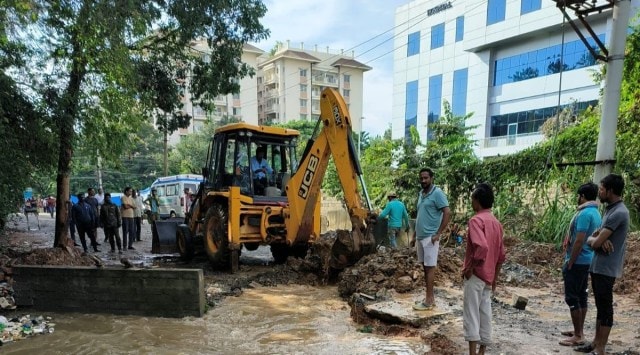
[
  {"x1": 329, "y1": 217, "x2": 376, "y2": 270},
  {"x1": 152, "y1": 218, "x2": 182, "y2": 254}
]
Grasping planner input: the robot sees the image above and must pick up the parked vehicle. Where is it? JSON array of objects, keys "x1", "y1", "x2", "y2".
[{"x1": 150, "y1": 174, "x2": 203, "y2": 218}]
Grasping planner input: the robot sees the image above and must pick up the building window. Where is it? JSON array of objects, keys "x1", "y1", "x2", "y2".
[
  {"x1": 300, "y1": 114, "x2": 308, "y2": 120},
  {"x1": 343, "y1": 89, "x2": 350, "y2": 97},
  {"x1": 233, "y1": 107, "x2": 241, "y2": 116},
  {"x1": 487, "y1": 0, "x2": 506, "y2": 25},
  {"x1": 455, "y1": 16, "x2": 464, "y2": 42},
  {"x1": 300, "y1": 99, "x2": 307, "y2": 107},
  {"x1": 427, "y1": 75, "x2": 443, "y2": 139},
  {"x1": 493, "y1": 34, "x2": 604, "y2": 86},
  {"x1": 490, "y1": 100, "x2": 599, "y2": 137},
  {"x1": 300, "y1": 84, "x2": 307, "y2": 92},
  {"x1": 232, "y1": 93, "x2": 240, "y2": 100},
  {"x1": 407, "y1": 31, "x2": 420, "y2": 57},
  {"x1": 300, "y1": 69, "x2": 307, "y2": 77},
  {"x1": 343, "y1": 74, "x2": 351, "y2": 83},
  {"x1": 431, "y1": 23, "x2": 445, "y2": 49},
  {"x1": 521, "y1": 0, "x2": 542, "y2": 14},
  {"x1": 452, "y1": 68, "x2": 468, "y2": 117},
  {"x1": 404, "y1": 80, "x2": 419, "y2": 143},
  {"x1": 326, "y1": 74, "x2": 336, "y2": 84}
]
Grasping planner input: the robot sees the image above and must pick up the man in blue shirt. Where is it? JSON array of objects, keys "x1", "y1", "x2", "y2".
[
  {"x1": 378, "y1": 191, "x2": 410, "y2": 249},
  {"x1": 411, "y1": 168, "x2": 450, "y2": 311},
  {"x1": 250, "y1": 146, "x2": 272, "y2": 195},
  {"x1": 559, "y1": 183, "x2": 601, "y2": 347}
]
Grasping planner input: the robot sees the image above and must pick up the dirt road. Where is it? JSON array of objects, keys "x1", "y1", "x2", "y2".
[{"x1": 2, "y1": 213, "x2": 639, "y2": 354}]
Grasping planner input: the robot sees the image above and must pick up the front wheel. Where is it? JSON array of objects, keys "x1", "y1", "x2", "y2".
[
  {"x1": 204, "y1": 204, "x2": 230, "y2": 268},
  {"x1": 270, "y1": 244, "x2": 289, "y2": 264},
  {"x1": 177, "y1": 224, "x2": 194, "y2": 261}
]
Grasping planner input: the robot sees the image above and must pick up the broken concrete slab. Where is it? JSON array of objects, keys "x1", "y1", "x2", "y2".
[{"x1": 364, "y1": 300, "x2": 449, "y2": 327}]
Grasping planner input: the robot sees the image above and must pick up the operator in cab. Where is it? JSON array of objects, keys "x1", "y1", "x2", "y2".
[{"x1": 250, "y1": 146, "x2": 272, "y2": 195}]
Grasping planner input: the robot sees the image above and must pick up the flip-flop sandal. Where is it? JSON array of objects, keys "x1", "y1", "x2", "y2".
[
  {"x1": 559, "y1": 338, "x2": 585, "y2": 346},
  {"x1": 561, "y1": 330, "x2": 574, "y2": 336},
  {"x1": 412, "y1": 302, "x2": 435, "y2": 311},
  {"x1": 574, "y1": 342, "x2": 594, "y2": 353}
]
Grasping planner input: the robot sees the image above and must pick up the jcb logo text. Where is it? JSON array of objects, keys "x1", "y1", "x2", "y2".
[{"x1": 298, "y1": 154, "x2": 319, "y2": 199}]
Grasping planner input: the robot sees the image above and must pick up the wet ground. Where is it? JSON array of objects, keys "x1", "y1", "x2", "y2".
[{"x1": 2, "y1": 213, "x2": 640, "y2": 354}]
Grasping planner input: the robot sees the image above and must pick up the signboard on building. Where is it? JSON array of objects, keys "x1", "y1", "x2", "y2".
[{"x1": 428, "y1": 1, "x2": 453, "y2": 16}]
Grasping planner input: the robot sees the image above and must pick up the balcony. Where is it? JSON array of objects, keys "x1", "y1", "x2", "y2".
[
  {"x1": 483, "y1": 132, "x2": 544, "y2": 148},
  {"x1": 264, "y1": 104, "x2": 279, "y2": 114}
]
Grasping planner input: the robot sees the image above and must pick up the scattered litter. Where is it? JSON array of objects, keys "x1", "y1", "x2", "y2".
[
  {"x1": 0, "y1": 314, "x2": 54, "y2": 346},
  {"x1": 0, "y1": 282, "x2": 16, "y2": 310}
]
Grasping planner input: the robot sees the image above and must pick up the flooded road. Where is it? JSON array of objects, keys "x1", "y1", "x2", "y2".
[{"x1": 2, "y1": 285, "x2": 428, "y2": 354}]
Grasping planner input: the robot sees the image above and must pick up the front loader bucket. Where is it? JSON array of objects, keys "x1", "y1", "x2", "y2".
[
  {"x1": 329, "y1": 222, "x2": 376, "y2": 270},
  {"x1": 152, "y1": 218, "x2": 182, "y2": 254}
]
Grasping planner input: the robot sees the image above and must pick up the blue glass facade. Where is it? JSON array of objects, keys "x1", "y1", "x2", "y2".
[
  {"x1": 405, "y1": 81, "x2": 419, "y2": 142},
  {"x1": 487, "y1": 0, "x2": 506, "y2": 25},
  {"x1": 431, "y1": 23, "x2": 445, "y2": 49},
  {"x1": 407, "y1": 31, "x2": 420, "y2": 57},
  {"x1": 452, "y1": 69, "x2": 468, "y2": 117},
  {"x1": 521, "y1": 0, "x2": 542, "y2": 14},
  {"x1": 493, "y1": 34, "x2": 604, "y2": 86},
  {"x1": 427, "y1": 75, "x2": 443, "y2": 139},
  {"x1": 455, "y1": 16, "x2": 464, "y2": 42},
  {"x1": 490, "y1": 100, "x2": 599, "y2": 137}
]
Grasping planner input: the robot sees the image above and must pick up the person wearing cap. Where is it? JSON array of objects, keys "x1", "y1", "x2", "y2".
[{"x1": 378, "y1": 191, "x2": 410, "y2": 249}]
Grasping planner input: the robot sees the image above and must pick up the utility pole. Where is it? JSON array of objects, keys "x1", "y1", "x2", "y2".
[
  {"x1": 594, "y1": 0, "x2": 631, "y2": 183},
  {"x1": 96, "y1": 154, "x2": 103, "y2": 190}
]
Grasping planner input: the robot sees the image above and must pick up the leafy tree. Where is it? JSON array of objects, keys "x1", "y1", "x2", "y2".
[{"x1": 4, "y1": 1, "x2": 269, "y2": 246}]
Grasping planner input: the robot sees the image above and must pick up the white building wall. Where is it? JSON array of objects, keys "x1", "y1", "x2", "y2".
[{"x1": 393, "y1": 0, "x2": 640, "y2": 158}]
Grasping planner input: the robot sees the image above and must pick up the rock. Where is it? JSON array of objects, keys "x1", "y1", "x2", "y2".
[
  {"x1": 372, "y1": 274, "x2": 386, "y2": 283},
  {"x1": 394, "y1": 276, "x2": 413, "y2": 293},
  {"x1": 512, "y1": 295, "x2": 528, "y2": 310},
  {"x1": 364, "y1": 300, "x2": 449, "y2": 327},
  {"x1": 120, "y1": 258, "x2": 134, "y2": 269}
]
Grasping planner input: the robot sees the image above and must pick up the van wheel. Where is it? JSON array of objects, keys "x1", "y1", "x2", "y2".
[
  {"x1": 177, "y1": 224, "x2": 194, "y2": 261},
  {"x1": 204, "y1": 204, "x2": 230, "y2": 268},
  {"x1": 170, "y1": 211, "x2": 176, "y2": 218}
]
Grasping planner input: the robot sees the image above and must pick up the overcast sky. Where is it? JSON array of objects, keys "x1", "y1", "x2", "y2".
[{"x1": 254, "y1": 0, "x2": 411, "y2": 137}]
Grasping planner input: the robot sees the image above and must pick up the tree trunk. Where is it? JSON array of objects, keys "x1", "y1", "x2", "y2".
[
  {"x1": 54, "y1": 34, "x2": 87, "y2": 248},
  {"x1": 163, "y1": 127, "x2": 168, "y2": 176}
]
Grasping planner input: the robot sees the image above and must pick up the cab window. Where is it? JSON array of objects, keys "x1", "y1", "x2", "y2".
[{"x1": 166, "y1": 184, "x2": 178, "y2": 196}]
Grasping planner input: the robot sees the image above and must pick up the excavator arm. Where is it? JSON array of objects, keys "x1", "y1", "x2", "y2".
[{"x1": 285, "y1": 88, "x2": 376, "y2": 269}]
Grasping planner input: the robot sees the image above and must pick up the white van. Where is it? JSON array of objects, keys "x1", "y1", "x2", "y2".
[{"x1": 150, "y1": 174, "x2": 203, "y2": 218}]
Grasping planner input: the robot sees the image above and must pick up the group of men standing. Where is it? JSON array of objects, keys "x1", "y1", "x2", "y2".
[
  {"x1": 378, "y1": 168, "x2": 628, "y2": 355},
  {"x1": 70, "y1": 187, "x2": 155, "y2": 254}
]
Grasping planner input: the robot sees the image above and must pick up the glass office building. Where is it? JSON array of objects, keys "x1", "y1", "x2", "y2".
[{"x1": 392, "y1": 0, "x2": 639, "y2": 158}]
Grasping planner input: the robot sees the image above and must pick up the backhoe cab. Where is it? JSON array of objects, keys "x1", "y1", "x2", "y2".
[{"x1": 176, "y1": 88, "x2": 376, "y2": 272}]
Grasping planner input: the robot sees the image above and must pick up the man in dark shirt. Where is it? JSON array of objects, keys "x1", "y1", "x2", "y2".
[{"x1": 71, "y1": 193, "x2": 100, "y2": 252}]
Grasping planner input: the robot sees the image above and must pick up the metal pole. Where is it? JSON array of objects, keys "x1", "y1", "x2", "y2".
[{"x1": 593, "y1": 0, "x2": 631, "y2": 183}]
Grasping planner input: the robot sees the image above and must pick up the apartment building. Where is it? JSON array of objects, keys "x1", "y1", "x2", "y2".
[
  {"x1": 392, "y1": 0, "x2": 639, "y2": 158},
  {"x1": 256, "y1": 41, "x2": 371, "y2": 133},
  {"x1": 168, "y1": 42, "x2": 265, "y2": 145}
]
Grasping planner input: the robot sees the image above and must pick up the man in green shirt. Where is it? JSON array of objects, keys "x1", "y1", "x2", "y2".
[{"x1": 378, "y1": 191, "x2": 410, "y2": 249}]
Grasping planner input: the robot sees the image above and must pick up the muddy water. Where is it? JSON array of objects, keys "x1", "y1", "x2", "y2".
[{"x1": 3, "y1": 285, "x2": 428, "y2": 354}]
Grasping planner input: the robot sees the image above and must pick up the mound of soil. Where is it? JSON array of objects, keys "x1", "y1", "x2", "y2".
[
  {"x1": 12, "y1": 248, "x2": 96, "y2": 267},
  {"x1": 615, "y1": 233, "x2": 640, "y2": 301}
]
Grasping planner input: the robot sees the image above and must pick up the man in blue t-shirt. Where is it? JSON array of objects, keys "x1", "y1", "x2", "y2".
[
  {"x1": 410, "y1": 168, "x2": 450, "y2": 311},
  {"x1": 559, "y1": 183, "x2": 601, "y2": 347},
  {"x1": 378, "y1": 191, "x2": 410, "y2": 249},
  {"x1": 578, "y1": 174, "x2": 630, "y2": 355}
]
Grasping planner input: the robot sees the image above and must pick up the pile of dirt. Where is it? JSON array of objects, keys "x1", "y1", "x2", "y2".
[
  {"x1": 615, "y1": 232, "x2": 640, "y2": 301},
  {"x1": 336, "y1": 246, "x2": 463, "y2": 298},
  {"x1": 11, "y1": 248, "x2": 96, "y2": 267},
  {"x1": 501, "y1": 240, "x2": 562, "y2": 288}
]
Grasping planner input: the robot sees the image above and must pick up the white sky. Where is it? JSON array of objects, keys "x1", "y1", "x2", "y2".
[{"x1": 254, "y1": 0, "x2": 411, "y2": 137}]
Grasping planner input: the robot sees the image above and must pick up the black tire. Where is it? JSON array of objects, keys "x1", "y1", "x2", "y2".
[
  {"x1": 176, "y1": 224, "x2": 194, "y2": 261},
  {"x1": 270, "y1": 243, "x2": 289, "y2": 264},
  {"x1": 204, "y1": 204, "x2": 230, "y2": 268},
  {"x1": 243, "y1": 242, "x2": 260, "y2": 251},
  {"x1": 290, "y1": 244, "x2": 309, "y2": 259}
]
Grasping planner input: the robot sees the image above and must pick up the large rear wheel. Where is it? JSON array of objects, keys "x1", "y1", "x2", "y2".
[{"x1": 204, "y1": 204, "x2": 230, "y2": 268}]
